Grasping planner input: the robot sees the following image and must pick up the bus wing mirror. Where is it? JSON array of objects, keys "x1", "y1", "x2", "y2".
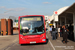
[{"x1": 46, "y1": 28, "x2": 48, "y2": 32}]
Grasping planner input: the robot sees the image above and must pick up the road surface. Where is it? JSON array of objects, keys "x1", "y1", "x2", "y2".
[{"x1": 4, "y1": 32, "x2": 54, "y2": 50}]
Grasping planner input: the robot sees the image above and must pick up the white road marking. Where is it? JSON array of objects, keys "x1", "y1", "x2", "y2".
[
  {"x1": 6, "y1": 47, "x2": 11, "y2": 50},
  {"x1": 46, "y1": 35, "x2": 55, "y2": 50}
]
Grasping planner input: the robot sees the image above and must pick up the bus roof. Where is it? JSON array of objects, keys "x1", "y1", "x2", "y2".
[{"x1": 19, "y1": 15, "x2": 44, "y2": 18}]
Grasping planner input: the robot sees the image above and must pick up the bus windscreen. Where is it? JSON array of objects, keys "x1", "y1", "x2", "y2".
[{"x1": 20, "y1": 16, "x2": 45, "y2": 35}]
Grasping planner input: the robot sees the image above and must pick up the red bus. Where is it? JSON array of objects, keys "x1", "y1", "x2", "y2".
[{"x1": 18, "y1": 15, "x2": 46, "y2": 44}]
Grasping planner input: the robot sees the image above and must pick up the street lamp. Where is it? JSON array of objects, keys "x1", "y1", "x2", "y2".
[{"x1": 4, "y1": 10, "x2": 13, "y2": 18}]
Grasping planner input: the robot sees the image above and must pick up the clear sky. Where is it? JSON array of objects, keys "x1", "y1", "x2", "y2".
[{"x1": 0, "y1": 0, "x2": 75, "y2": 18}]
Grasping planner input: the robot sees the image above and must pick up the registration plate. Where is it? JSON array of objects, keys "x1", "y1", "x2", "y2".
[{"x1": 30, "y1": 42, "x2": 36, "y2": 44}]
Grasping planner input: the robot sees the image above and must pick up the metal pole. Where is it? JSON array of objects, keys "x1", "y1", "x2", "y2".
[
  {"x1": 60, "y1": 17, "x2": 61, "y2": 26},
  {"x1": 65, "y1": 16, "x2": 66, "y2": 26},
  {"x1": 73, "y1": 12, "x2": 75, "y2": 41},
  {"x1": 53, "y1": 14, "x2": 55, "y2": 28}
]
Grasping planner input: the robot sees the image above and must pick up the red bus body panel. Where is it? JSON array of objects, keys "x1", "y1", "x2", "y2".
[{"x1": 18, "y1": 15, "x2": 46, "y2": 44}]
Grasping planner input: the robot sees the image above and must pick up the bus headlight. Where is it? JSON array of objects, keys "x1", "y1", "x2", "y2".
[{"x1": 42, "y1": 39, "x2": 45, "y2": 41}]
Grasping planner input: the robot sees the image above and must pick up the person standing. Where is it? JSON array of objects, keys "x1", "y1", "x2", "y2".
[
  {"x1": 58, "y1": 26, "x2": 60, "y2": 37},
  {"x1": 68, "y1": 24, "x2": 73, "y2": 40},
  {"x1": 50, "y1": 26, "x2": 52, "y2": 35},
  {"x1": 62, "y1": 25, "x2": 68, "y2": 44},
  {"x1": 52, "y1": 26, "x2": 56, "y2": 40},
  {"x1": 60, "y1": 26, "x2": 63, "y2": 37}
]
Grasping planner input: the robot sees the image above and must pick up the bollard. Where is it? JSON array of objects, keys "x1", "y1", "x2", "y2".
[
  {"x1": 1, "y1": 31, "x2": 3, "y2": 36},
  {"x1": 6, "y1": 31, "x2": 8, "y2": 35}
]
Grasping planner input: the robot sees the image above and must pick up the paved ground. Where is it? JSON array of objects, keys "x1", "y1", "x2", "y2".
[
  {"x1": 47, "y1": 31, "x2": 75, "y2": 50},
  {"x1": 6, "y1": 38, "x2": 53, "y2": 50},
  {"x1": 0, "y1": 32, "x2": 19, "y2": 50},
  {"x1": 0, "y1": 30, "x2": 75, "y2": 50}
]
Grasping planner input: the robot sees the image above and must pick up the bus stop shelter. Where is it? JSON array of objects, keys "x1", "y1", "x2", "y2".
[{"x1": 58, "y1": 3, "x2": 75, "y2": 41}]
